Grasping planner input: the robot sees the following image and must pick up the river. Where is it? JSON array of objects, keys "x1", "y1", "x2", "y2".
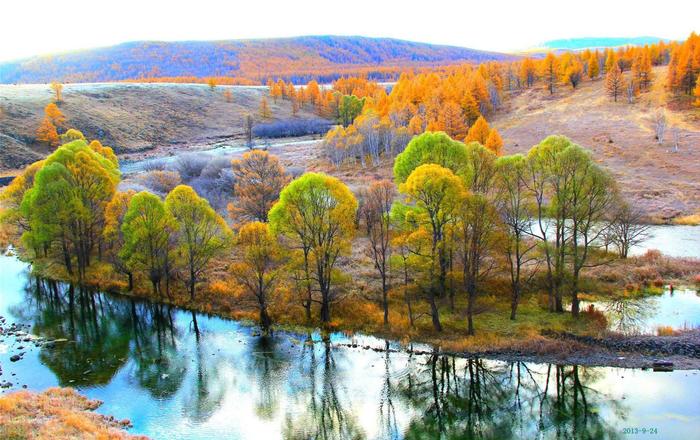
[{"x1": 0, "y1": 253, "x2": 699, "y2": 439}]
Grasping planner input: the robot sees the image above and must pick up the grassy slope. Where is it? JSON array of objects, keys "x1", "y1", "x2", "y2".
[
  {"x1": 0, "y1": 82, "x2": 320, "y2": 170},
  {"x1": 490, "y1": 66, "x2": 700, "y2": 221}
]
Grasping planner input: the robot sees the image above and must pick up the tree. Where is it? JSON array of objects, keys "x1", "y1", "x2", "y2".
[
  {"x1": 588, "y1": 52, "x2": 600, "y2": 79},
  {"x1": 231, "y1": 221, "x2": 284, "y2": 332},
  {"x1": 605, "y1": 63, "x2": 625, "y2": 102},
  {"x1": 44, "y1": 103, "x2": 65, "y2": 127},
  {"x1": 436, "y1": 101, "x2": 467, "y2": 138},
  {"x1": 520, "y1": 58, "x2": 537, "y2": 88},
  {"x1": 564, "y1": 59, "x2": 583, "y2": 89},
  {"x1": 655, "y1": 109, "x2": 667, "y2": 144},
  {"x1": 395, "y1": 164, "x2": 466, "y2": 331},
  {"x1": 608, "y1": 203, "x2": 650, "y2": 258},
  {"x1": 359, "y1": 180, "x2": 395, "y2": 325},
  {"x1": 59, "y1": 128, "x2": 85, "y2": 144},
  {"x1": 260, "y1": 96, "x2": 271, "y2": 119},
  {"x1": 50, "y1": 81, "x2": 64, "y2": 103},
  {"x1": 120, "y1": 192, "x2": 176, "y2": 297},
  {"x1": 104, "y1": 190, "x2": 136, "y2": 289},
  {"x1": 495, "y1": 155, "x2": 536, "y2": 320},
  {"x1": 694, "y1": 79, "x2": 700, "y2": 107},
  {"x1": 244, "y1": 114, "x2": 254, "y2": 149},
  {"x1": 465, "y1": 116, "x2": 491, "y2": 145},
  {"x1": 393, "y1": 131, "x2": 468, "y2": 184},
  {"x1": 36, "y1": 118, "x2": 59, "y2": 146},
  {"x1": 269, "y1": 173, "x2": 357, "y2": 323},
  {"x1": 223, "y1": 89, "x2": 233, "y2": 103},
  {"x1": 484, "y1": 128, "x2": 503, "y2": 156},
  {"x1": 165, "y1": 185, "x2": 232, "y2": 300},
  {"x1": 338, "y1": 95, "x2": 365, "y2": 127},
  {"x1": 541, "y1": 52, "x2": 559, "y2": 95},
  {"x1": 21, "y1": 140, "x2": 119, "y2": 278},
  {"x1": 229, "y1": 150, "x2": 290, "y2": 223},
  {"x1": 207, "y1": 78, "x2": 217, "y2": 90}
]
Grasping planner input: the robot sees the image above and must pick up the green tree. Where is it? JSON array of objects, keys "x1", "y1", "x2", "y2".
[
  {"x1": 21, "y1": 140, "x2": 119, "y2": 278},
  {"x1": 393, "y1": 131, "x2": 468, "y2": 184},
  {"x1": 269, "y1": 172, "x2": 357, "y2": 323},
  {"x1": 165, "y1": 185, "x2": 232, "y2": 300},
  {"x1": 337, "y1": 94, "x2": 365, "y2": 127},
  {"x1": 121, "y1": 192, "x2": 176, "y2": 297},
  {"x1": 394, "y1": 164, "x2": 467, "y2": 331}
]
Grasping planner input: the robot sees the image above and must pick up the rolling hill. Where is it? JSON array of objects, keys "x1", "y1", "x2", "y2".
[{"x1": 0, "y1": 36, "x2": 512, "y2": 84}]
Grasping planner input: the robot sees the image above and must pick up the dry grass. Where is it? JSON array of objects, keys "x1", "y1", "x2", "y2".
[
  {"x1": 674, "y1": 212, "x2": 700, "y2": 226},
  {"x1": 656, "y1": 325, "x2": 681, "y2": 336},
  {"x1": 490, "y1": 66, "x2": 700, "y2": 221},
  {"x1": 0, "y1": 387, "x2": 146, "y2": 439}
]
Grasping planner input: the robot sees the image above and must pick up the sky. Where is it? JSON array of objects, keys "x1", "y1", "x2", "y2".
[{"x1": 1, "y1": 0, "x2": 698, "y2": 62}]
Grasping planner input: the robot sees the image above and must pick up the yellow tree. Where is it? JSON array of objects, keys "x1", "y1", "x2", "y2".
[
  {"x1": 268, "y1": 172, "x2": 357, "y2": 324},
  {"x1": 36, "y1": 118, "x2": 59, "y2": 146},
  {"x1": 541, "y1": 52, "x2": 559, "y2": 95},
  {"x1": 395, "y1": 164, "x2": 467, "y2": 332},
  {"x1": 259, "y1": 96, "x2": 272, "y2": 119},
  {"x1": 231, "y1": 221, "x2": 284, "y2": 331},
  {"x1": 465, "y1": 116, "x2": 491, "y2": 145},
  {"x1": 44, "y1": 103, "x2": 66, "y2": 127},
  {"x1": 605, "y1": 63, "x2": 626, "y2": 102},
  {"x1": 588, "y1": 51, "x2": 600, "y2": 79},
  {"x1": 165, "y1": 185, "x2": 232, "y2": 300},
  {"x1": 50, "y1": 81, "x2": 64, "y2": 102},
  {"x1": 437, "y1": 101, "x2": 467, "y2": 138},
  {"x1": 485, "y1": 128, "x2": 504, "y2": 156}
]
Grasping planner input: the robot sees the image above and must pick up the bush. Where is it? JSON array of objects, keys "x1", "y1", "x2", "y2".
[
  {"x1": 140, "y1": 170, "x2": 181, "y2": 194},
  {"x1": 174, "y1": 153, "x2": 209, "y2": 180},
  {"x1": 253, "y1": 118, "x2": 332, "y2": 138}
]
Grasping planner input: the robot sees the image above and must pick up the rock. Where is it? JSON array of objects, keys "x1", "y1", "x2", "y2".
[
  {"x1": 652, "y1": 360, "x2": 674, "y2": 371},
  {"x1": 9, "y1": 354, "x2": 20, "y2": 362}
]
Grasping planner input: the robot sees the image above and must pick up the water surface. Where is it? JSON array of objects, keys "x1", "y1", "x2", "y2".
[{"x1": 1, "y1": 254, "x2": 699, "y2": 439}]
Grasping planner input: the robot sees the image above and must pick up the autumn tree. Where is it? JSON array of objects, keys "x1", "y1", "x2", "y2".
[
  {"x1": 103, "y1": 190, "x2": 136, "y2": 289},
  {"x1": 166, "y1": 185, "x2": 232, "y2": 300},
  {"x1": 59, "y1": 128, "x2": 85, "y2": 144},
  {"x1": 495, "y1": 154, "x2": 536, "y2": 320},
  {"x1": 44, "y1": 103, "x2": 66, "y2": 127},
  {"x1": 229, "y1": 150, "x2": 290, "y2": 223},
  {"x1": 541, "y1": 52, "x2": 559, "y2": 95},
  {"x1": 465, "y1": 116, "x2": 491, "y2": 145},
  {"x1": 393, "y1": 131, "x2": 468, "y2": 184},
  {"x1": 36, "y1": 118, "x2": 59, "y2": 146},
  {"x1": 50, "y1": 81, "x2": 64, "y2": 103},
  {"x1": 120, "y1": 191, "x2": 175, "y2": 297},
  {"x1": 395, "y1": 164, "x2": 466, "y2": 331},
  {"x1": 588, "y1": 51, "x2": 600, "y2": 79},
  {"x1": 484, "y1": 128, "x2": 503, "y2": 156},
  {"x1": 21, "y1": 140, "x2": 120, "y2": 278},
  {"x1": 605, "y1": 63, "x2": 625, "y2": 102},
  {"x1": 564, "y1": 59, "x2": 583, "y2": 89},
  {"x1": 244, "y1": 114, "x2": 254, "y2": 149},
  {"x1": 359, "y1": 180, "x2": 395, "y2": 325},
  {"x1": 269, "y1": 172, "x2": 357, "y2": 323},
  {"x1": 520, "y1": 58, "x2": 537, "y2": 88},
  {"x1": 260, "y1": 96, "x2": 271, "y2": 120},
  {"x1": 436, "y1": 101, "x2": 467, "y2": 138},
  {"x1": 231, "y1": 221, "x2": 284, "y2": 332}
]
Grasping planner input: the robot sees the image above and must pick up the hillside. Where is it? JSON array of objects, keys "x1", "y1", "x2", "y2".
[
  {"x1": 490, "y1": 66, "x2": 700, "y2": 221},
  {"x1": 0, "y1": 82, "x2": 322, "y2": 170},
  {"x1": 0, "y1": 36, "x2": 512, "y2": 84}
]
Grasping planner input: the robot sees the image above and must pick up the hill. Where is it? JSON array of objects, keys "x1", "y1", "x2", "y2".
[
  {"x1": 539, "y1": 36, "x2": 668, "y2": 50},
  {"x1": 0, "y1": 36, "x2": 512, "y2": 84},
  {"x1": 489, "y1": 66, "x2": 700, "y2": 222},
  {"x1": 0, "y1": 82, "x2": 322, "y2": 170}
]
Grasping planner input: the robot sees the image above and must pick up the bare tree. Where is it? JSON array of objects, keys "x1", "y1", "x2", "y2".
[
  {"x1": 672, "y1": 128, "x2": 681, "y2": 153},
  {"x1": 245, "y1": 114, "x2": 255, "y2": 149},
  {"x1": 655, "y1": 109, "x2": 666, "y2": 145},
  {"x1": 626, "y1": 81, "x2": 636, "y2": 104},
  {"x1": 609, "y1": 203, "x2": 651, "y2": 259},
  {"x1": 359, "y1": 180, "x2": 395, "y2": 325}
]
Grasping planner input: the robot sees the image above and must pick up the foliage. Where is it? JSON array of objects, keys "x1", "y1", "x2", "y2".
[{"x1": 229, "y1": 150, "x2": 290, "y2": 223}]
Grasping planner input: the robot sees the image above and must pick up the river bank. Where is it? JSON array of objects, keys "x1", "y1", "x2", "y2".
[{"x1": 8, "y1": 251, "x2": 699, "y2": 372}]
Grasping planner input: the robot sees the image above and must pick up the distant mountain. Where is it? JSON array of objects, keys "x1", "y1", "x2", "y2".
[
  {"x1": 0, "y1": 36, "x2": 513, "y2": 84},
  {"x1": 540, "y1": 36, "x2": 668, "y2": 50}
]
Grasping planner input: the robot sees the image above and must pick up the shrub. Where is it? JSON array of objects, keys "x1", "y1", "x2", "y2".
[
  {"x1": 656, "y1": 325, "x2": 680, "y2": 336},
  {"x1": 174, "y1": 153, "x2": 209, "y2": 180},
  {"x1": 253, "y1": 118, "x2": 332, "y2": 138},
  {"x1": 140, "y1": 170, "x2": 181, "y2": 194}
]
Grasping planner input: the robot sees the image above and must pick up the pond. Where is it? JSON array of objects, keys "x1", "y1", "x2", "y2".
[
  {"x1": 1, "y1": 254, "x2": 699, "y2": 439},
  {"x1": 582, "y1": 287, "x2": 700, "y2": 335}
]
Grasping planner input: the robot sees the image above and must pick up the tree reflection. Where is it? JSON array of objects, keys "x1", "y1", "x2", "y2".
[
  {"x1": 396, "y1": 354, "x2": 625, "y2": 439},
  {"x1": 283, "y1": 336, "x2": 365, "y2": 440}
]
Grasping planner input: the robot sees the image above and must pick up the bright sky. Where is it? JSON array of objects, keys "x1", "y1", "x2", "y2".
[{"x1": 2, "y1": 0, "x2": 698, "y2": 62}]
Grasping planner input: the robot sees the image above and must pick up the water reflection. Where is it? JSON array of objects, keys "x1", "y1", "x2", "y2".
[{"x1": 1, "y1": 260, "x2": 698, "y2": 439}]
